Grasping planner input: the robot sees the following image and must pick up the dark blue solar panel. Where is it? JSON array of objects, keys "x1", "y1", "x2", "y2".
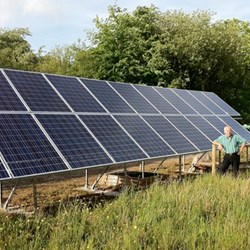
[
  {"x1": 0, "y1": 161, "x2": 10, "y2": 180},
  {"x1": 4, "y1": 70, "x2": 70, "y2": 112},
  {"x1": 79, "y1": 115, "x2": 147, "y2": 162},
  {"x1": 143, "y1": 116, "x2": 198, "y2": 154},
  {"x1": 186, "y1": 116, "x2": 221, "y2": 141},
  {"x1": 0, "y1": 114, "x2": 68, "y2": 177},
  {"x1": 202, "y1": 116, "x2": 227, "y2": 134},
  {"x1": 155, "y1": 88, "x2": 198, "y2": 114},
  {"x1": 172, "y1": 89, "x2": 212, "y2": 114},
  {"x1": 115, "y1": 115, "x2": 175, "y2": 157},
  {"x1": 0, "y1": 71, "x2": 26, "y2": 111},
  {"x1": 110, "y1": 82, "x2": 159, "y2": 113},
  {"x1": 218, "y1": 116, "x2": 250, "y2": 143},
  {"x1": 203, "y1": 92, "x2": 240, "y2": 116},
  {"x1": 46, "y1": 75, "x2": 106, "y2": 113},
  {"x1": 80, "y1": 79, "x2": 135, "y2": 113},
  {"x1": 188, "y1": 90, "x2": 226, "y2": 115},
  {"x1": 166, "y1": 116, "x2": 211, "y2": 151},
  {"x1": 37, "y1": 114, "x2": 112, "y2": 168},
  {"x1": 134, "y1": 85, "x2": 179, "y2": 114}
]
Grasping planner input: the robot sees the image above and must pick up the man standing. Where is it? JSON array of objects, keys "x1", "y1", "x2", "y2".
[{"x1": 213, "y1": 125, "x2": 247, "y2": 176}]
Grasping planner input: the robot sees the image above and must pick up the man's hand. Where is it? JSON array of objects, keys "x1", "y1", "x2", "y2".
[{"x1": 217, "y1": 144, "x2": 223, "y2": 151}]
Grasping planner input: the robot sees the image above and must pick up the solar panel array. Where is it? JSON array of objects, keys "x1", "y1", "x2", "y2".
[{"x1": 0, "y1": 68, "x2": 248, "y2": 181}]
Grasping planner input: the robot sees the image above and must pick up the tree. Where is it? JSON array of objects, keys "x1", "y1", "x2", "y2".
[{"x1": 0, "y1": 28, "x2": 38, "y2": 70}]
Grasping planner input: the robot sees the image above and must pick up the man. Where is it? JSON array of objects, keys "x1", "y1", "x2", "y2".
[{"x1": 213, "y1": 125, "x2": 247, "y2": 176}]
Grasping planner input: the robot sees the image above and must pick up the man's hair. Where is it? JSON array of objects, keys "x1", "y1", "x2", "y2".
[{"x1": 224, "y1": 125, "x2": 232, "y2": 133}]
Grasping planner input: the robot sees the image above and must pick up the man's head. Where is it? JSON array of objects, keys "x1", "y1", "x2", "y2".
[{"x1": 224, "y1": 125, "x2": 232, "y2": 138}]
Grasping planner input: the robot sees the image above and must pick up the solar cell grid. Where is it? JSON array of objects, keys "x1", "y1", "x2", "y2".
[
  {"x1": 0, "y1": 114, "x2": 68, "y2": 177},
  {"x1": 80, "y1": 79, "x2": 135, "y2": 113},
  {"x1": 202, "y1": 116, "x2": 226, "y2": 133},
  {"x1": 143, "y1": 116, "x2": 198, "y2": 154},
  {"x1": 134, "y1": 85, "x2": 179, "y2": 114},
  {"x1": 188, "y1": 90, "x2": 226, "y2": 115},
  {"x1": 4, "y1": 70, "x2": 70, "y2": 112},
  {"x1": 172, "y1": 89, "x2": 212, "y2": 114},
  {"x1": 115, "y1": 115, "x2": 176, "y2": 157},
  {"x1": 0, "y1": 71, "x2": 26, "y2": 111},
  {"x1": 156, "y1": 88, "x2": 198, "y2": 114},
  {"x1": 110, "y1": 81, "x2": 159, "y2": 114},
  {"x1": 0, "y1": 161, "x2": 10, "y2": 179},
  {"x1": 80, "y1": 115, "x2": 147, "y2": 162},
  {"x1": 46, "y1": 75, "x2": 106, "y2": 113},
  {"x1": 186, "y1": 116, "x2": 222, "y2": 141},
  {"x1": 37, "y1": 114, "x2": 112, "y2": 168},
  {"x1": 166, "y1": 116, "x2": 211, "y2": 151}
]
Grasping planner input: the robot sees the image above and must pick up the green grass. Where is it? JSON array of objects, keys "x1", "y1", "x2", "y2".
[{"x1": 1, "y1": 172, "x2": 250, "y2": 249}]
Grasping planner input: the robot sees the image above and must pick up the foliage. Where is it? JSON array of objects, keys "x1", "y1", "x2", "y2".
[
  {"x1": 0, "y1": 28, "x2": 38, "y2": 70},
  {"x1": 0, "y1": 173, "x2": 250, "y2": 249}
]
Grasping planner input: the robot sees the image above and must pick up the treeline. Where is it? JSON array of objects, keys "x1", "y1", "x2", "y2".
[{"x1": 1, "y1": 5, "x2": 250, "y2": 122}]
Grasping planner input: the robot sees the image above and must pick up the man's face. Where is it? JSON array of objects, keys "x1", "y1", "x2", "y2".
[{"x1": 224, "y1": 128, "x2": 232, "y2": 138}]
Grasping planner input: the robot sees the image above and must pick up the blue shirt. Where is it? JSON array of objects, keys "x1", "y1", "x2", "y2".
[{"x1": 215, "y1": 134, "x2": 246, "y2": 154}]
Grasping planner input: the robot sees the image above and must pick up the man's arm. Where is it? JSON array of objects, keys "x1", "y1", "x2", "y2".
[
  {"x1": 212, "y1": 140, "x2": 223, "y2": 151},
  {"x1": 238, "y1": 142, "x2": 246, "y2": 155}
]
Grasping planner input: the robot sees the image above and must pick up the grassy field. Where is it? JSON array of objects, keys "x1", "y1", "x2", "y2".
[{"x1": 0, "y1": 172, "x2": 250, "y2": 249}]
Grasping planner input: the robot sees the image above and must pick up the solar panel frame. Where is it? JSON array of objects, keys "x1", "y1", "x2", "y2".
[
  {"x1": 142, "y1": 115, "x2": 199, "y2": 154},
  {"x1": 80, "y1": 78, "x2": 135, "y2": 113},
  {"x1": 203, "y1": 92, "x2": 240, "y2": 116},
  {"x1": 0, "y1": 70, "x2": 27, "y2": 111},
  {"x1": 133, "y1": 84, "x2": 180, "y2": 114},
  {"x1": 155, "y1": 88, "x2": 198, "y2": 114},
  {"x1": 36, "y1": 114, "x2": 113, "y2": 169},
  {"x1": 79, "y1": 115, "x2": 148, "y2": 162},
  {"x1": 0, "y1": 157, "x2": 11, "y2": 180},
  {"x1": 172, "y1": 88, "x2": 213, "y2": 114},
  {"x1": 109, "y1": 81, "x2": 159, "y2": 114},
  {"x1": 188, "y1": 90, "x2": 226, "y2": 115},
  {"x1": 46, "y1": 74, "x2": 107, "y2": 113},
  {"x1": 0, "y1": 114, "x2": 69, "y2": 178},
  {"x1": 165, "y1": 115, "x2": 212, "y2": 151},
  {"x1": 115, "y1": 115, "x2": 176, "y2": 158},
  {"x1": 4, "y1": 69, "x2": 70, "y2": 112}
]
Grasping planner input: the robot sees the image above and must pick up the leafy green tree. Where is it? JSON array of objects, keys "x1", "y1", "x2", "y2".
[{"x1": 0, "y1": 28, "x2": 38, "y2": 70}]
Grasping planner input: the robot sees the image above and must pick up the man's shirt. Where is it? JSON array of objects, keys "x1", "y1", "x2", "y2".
[{"x1": 215, "y1": 134, "x2": 246, "y2": 154}]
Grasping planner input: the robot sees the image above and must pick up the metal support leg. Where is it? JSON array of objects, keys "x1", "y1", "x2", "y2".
[
  {"x1": 0, "y1": 182, "x2": 2, "y2": 208},
  {"x1": 182, "y1": 155, "x2": 185, "y2": 172},
  {"x1": 91, "y1": 166, "x2": 110, "y2": 190},
  {"x1": 85, "y1": 169, "x2": 88, "y2": 189},
  {"x1": 179, "y1": 155, "x2": 182, "y2": 178},
  {"x1": 141, "y1": 161, "x2": 145, "y2": 179},
  {"x1": 3, "y1": 181, "x2": 19, "y2": 211},
  {"x1": 33, "y1": 182, "x2": 38, "y2": 214}
]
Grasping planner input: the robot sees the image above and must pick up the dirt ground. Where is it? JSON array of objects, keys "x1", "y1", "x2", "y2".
[{"x1": 1, "y1": 155, "x2": 197, "y2": 213}]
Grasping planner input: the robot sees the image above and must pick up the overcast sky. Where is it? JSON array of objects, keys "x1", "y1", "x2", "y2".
[{"x1": 0, "y1": 0, "x2": 249, "y2": 52}]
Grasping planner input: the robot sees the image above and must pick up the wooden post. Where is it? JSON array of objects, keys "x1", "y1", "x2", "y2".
[
  {"x1": 212, "y1": 144, "x2": 217, "y2": 175},
  {"x1": 85, "y1": 169, "x2": 88, "y2": 189},
  {"x1": 33, "y1": 182, "x2": 38, "y2": 215}
]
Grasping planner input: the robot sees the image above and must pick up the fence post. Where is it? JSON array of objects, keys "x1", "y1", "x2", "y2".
[{"x1": 212, "y1": 144, "x2": 217, "y2": 175}]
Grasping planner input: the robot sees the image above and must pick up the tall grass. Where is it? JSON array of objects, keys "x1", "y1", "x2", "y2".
[{"x1": 1, "y1": 173, "x2": 250, "y2": 249}]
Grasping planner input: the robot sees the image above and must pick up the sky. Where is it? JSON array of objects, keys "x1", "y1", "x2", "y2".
[{"x1": 0, "y1": 0, "x2": 250, "y2": 52}]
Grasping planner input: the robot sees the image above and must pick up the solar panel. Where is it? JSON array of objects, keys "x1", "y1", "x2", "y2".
[
  {"x1": 166, "y1": 116, "x2": 211, "y2": 151},
  {"x1": 186, "y1": 116, "x2": 222, "y2": 141},
  {"x1": 0, "y1": 71, "x2": 26, "y2": 111},
  {"x1": 155, "y1": 88, "x2": 198, "y2": 114},
  {"x1": 134, "y1": 84, "x2": 179, "y2": 114},
  {"x1": 115, "y1": 115, "x2": 176, "y2": 157},
  {"x1": 188, "y1": 90, "x2": 226, "y2": 115},
  {"x1": 202, "y1": 116, "x2": 227, "y2": 133},
  {"x1": 37, "y1": 114, "x2": 112, "y2": 168},
  {"x1": 143, "y1": 115, "x2": 198, "y2": 154},
  {"x1": 172, "y1": 89, "x2": 213, "y2": 114},
  {"x1": 80, "y1": 79, "x2": 135, "y2": 113},
  {"x1": 0, "y1": 161, "x2": 10, "y2": 179},
  {"x1": 79, "y1": 115, "x2": 147, "y2": 162},
  {"x1": 4, "y1": 70, "x2": 70, "y2": 112},
  {"x1": 218, "y1": 116, "x2": 250, "y2": 143},
  {"x1": 203, "y1": 92, "x2": 240, "y2": 116},
  {"x1": 109, "y1": 81, "x2": 159, "y2": 114},
  {"x1": 46, "y1": 74, "x2": 106, "y2": 113},
  {"x1": 0, "y1": 114, "x2": 68, "y2": 177}
]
